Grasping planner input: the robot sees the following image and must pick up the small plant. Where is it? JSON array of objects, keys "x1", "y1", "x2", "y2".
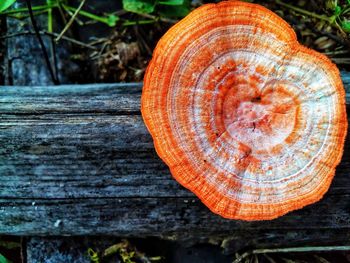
[
  {"x1": 0, "y1": 0, "x2": 190, "y2": 27},
  {"x1": 0, "y1": 237, "x2": 21, "y2": 263},
  {"x1": 87, "y1": 240, "x2": 162, "y2": 263},
  {"x1": 232, "y1": 245, "x2": 350, "y2": 263},
  {"x1": 0, "y1": 253, "x2": 12, "y2": 263},
  {"x1": 0, "y1": 0, "x2": 120, "y2": 29},
  {"x1": 0, "y1": 0, "x2": 16, "y2": 13},
  {"x1": 276, "y1": 0, "x2": 350, "y2": 35},
  {"x1": 122, "y1": 0, "x2": 190, "y2": 18}
]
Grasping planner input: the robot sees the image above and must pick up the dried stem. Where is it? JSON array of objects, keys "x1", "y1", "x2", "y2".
[
  {"x1": 55, "y1": 0, "x2": 86, "y2": 42},
  {"x1": 25, "y1": 0, "x2": 59, "y2": 84},
  {"x1": 233, "y1": 245, "x2": 350, "y2": 263},
  {"x1": 275, "y1": 0, "x2": 332, "y2": 22},
  {"x1": 0, "y1": 30, "x2": 97, "y2": 50}
]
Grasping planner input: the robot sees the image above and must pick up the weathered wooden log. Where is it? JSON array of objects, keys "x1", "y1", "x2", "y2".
[{"x1": 1, "y1": 74, "x2": 350, "y2": 246}]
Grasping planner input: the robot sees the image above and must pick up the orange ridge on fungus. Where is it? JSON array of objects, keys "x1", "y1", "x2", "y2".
[{"x1": 141, "y1": 1, "x2": 348, "y2": 221}]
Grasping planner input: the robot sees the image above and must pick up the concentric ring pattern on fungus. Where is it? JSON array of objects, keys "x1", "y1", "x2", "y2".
[{"x1": 141, "y1": 1, "x2": 348, "y2": 220}]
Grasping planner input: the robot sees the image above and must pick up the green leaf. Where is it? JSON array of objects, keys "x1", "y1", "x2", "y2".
[
  {"x1": 107, "y1": 14, "x2": 119, "y2": 27},
  {"x1": 334, "y1": 5, "x2": 342, "y2": 15},
  {"x1": 158, "y1": 0, "x2": 184, "y2": 6},
  {"x1": 341, "y1": 20, "x2": 350, "y2": 32},
  {"x1": 123, "y1": 0, "x2": 155, "y2": 14},
  {"x1": 158, "y1": 0, "x2": 190, "y2": 17},
  {"x1": 0, "y1": 253, "x2": 12, "y2": 263},
  {"x1": 0, "y1": 0, "x2": 16, "y2": 13}
]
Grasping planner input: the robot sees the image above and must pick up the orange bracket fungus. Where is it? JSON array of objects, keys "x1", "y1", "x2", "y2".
[{"x1": 141, "y1": 1, "x2": 348, "y2": 220}]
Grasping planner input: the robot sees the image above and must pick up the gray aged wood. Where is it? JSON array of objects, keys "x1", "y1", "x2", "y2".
[{"x1": 1, "y1": 74, "x2": 350, "y2": 245}]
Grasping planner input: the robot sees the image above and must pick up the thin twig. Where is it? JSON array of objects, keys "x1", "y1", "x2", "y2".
[
  {"x1": 313, "y1": 29, "x2": 350, "y2": 47},
  {"x1": 61, "y1": 4, "x2": 84, "y2": 25},
  {"x1": 57, "y1": 1, "x2": 68, "y2": 25},
  {"x1": 50, "y1": 36, "x2": 59, "y2": 82},
  {"x1": 20, "y1": 237, "x2": 25, "y2": 263},
  {"x1": 275, "y1": 0, "x2": 332, "y2": 22},
  {"x1": 47, "y1": 31, "x2": 96, "y2": 49},
  {"x1": 25, "y1": 0, "x2": 59, "y2": 84},
  {"x1": 137, "y1": 13, "x2": 178, "y2": 24},
  {"x1": 7, "y1": 10, "x2": 48, "y2": 20},
  {"x1": 233, "y1": 245, "x2": 350, "y2": 263},
  {"x1": 331, "y1": 58, "x2": 350, "y2": 64},
  {"x1": 0, "y1": 30, "x2": 97, "y2": 50},
  {"x1": 88, "y1": 37, "x2": 110, "y2": 46},
  {"x1": 122, "y1": 19, "x2": 155, "y2": 26},
  {"x1": 133, "y1": 25, "x2": 152, "y2": 56},
  {"x1": 62, "y1": 4, "x2": 116, "y2": 26},
  {"x1": 0, "y1": 4, "x2": 55, "y2": 15},
  {"x1": 324, "y1": 50, "x2": 350, "y2": 56},
  {"x1": 55, "y1": 0, "x2": 86, "y2": 42},
  {"x1": 97, "y1": 41, "x2": 109, "y2": 58}
]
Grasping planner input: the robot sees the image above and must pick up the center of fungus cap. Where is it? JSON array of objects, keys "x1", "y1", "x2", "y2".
[
  {"x1": 141, "y1": 1, "x2": 347, "y2": 221},
  {"x1": 219, "y1": 71, "x2": 299, "y2": 152}
]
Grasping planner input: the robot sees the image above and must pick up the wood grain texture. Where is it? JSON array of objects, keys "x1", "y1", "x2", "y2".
[{"x1": 0, "y1": 74, "x2": 350, "y2": 237}]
